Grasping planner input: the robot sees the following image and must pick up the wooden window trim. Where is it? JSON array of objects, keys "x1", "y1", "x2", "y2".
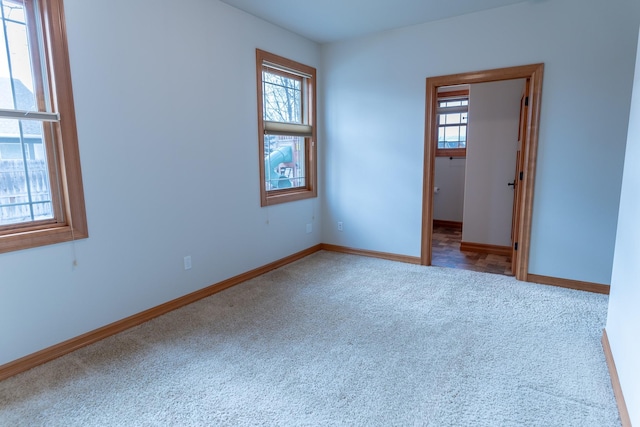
[
  {"x1": 437, "y1": 148, "x2": 467, "y2": 158},
  {"x1": 0, "y1": 0, "x2": 88, "y2": 254},
  {"x1": 437, "y1": 89, "x2": 469, "y2": 99},
  {"x1": 436, "y1": 89, "x2": 468, "y2": 157},
  {"x1": 256, "y1": 49, "x2": 317, "y2": 207}
]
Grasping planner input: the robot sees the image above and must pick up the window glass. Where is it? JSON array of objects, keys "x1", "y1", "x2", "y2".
[
  {"x1": 1, "y1": 0, "x2": 51, "y2": 226},
  {"x1": 0, "y1": 119, "x2": 52, "y2": 225},
  {"x1": 262, "y1": 70, "x2": 302, "y2": 124},
  {"x1": 1, "y1": 0, "x2": 36, "y2": 111},
  {"x1": 264, "y1": 135, "x2": 306, "y2": 190},
  {"x1": 437, "y1": 96, "x2": 468, "y2": 152}
]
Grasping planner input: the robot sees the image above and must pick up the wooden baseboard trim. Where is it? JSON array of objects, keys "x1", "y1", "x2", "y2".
[
  {"x1": 320, "y1": 243, "x2": 421, "y2": 265},
  {"x1": 460, "y1": 241, "x2": 511, "y2": 256},
  {"x1": 0, "y1": 244, "x2": 323, "y2": 382},
  {"x1": 527, "y1": 273, "x2": 609, "y2": 295},
  {"x1": 602, "y1": 329, "x2": 632, "y2": 427},
  {"x1": 433, "y1": 220, "x2": 462, "y2": 230}
]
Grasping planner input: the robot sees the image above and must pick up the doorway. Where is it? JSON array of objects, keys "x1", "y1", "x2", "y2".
[{"x1": 421, "y1": 64, "x2": 544, "y2": 281}]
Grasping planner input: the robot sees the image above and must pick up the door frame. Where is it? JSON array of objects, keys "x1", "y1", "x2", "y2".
[{"x1": 421, "y1": 63, "x2": 544, "y2": 281}]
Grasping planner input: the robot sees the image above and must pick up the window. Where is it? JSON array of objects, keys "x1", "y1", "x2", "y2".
[
  {"x1": 437, "y1": 90, "x2": 468, "y2": 157},
  {"x1": 256, "y1": 49, "x2": 317, "y2": 206},
  {"x1": 0, "y1": 0, "x2": 87, "y2": 253}
]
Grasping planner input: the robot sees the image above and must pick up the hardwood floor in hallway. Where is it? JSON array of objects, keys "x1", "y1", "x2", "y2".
[{"x1": 432, "y1": 225, "x2": 512, "y2": 276}]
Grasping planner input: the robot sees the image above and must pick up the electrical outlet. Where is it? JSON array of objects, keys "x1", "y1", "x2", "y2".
[
  {"x1": 337, "y1": 221, "x2": 343, "y2": 231},
  {"x1": 306, "y1": 223, "x2": 312, "y2": 234},
  {"x1": 183, "y1": 255, "x2": 192, "y2": 270}
]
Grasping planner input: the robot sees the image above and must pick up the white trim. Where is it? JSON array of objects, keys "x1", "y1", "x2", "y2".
[{"x1": 0, "y1": 109, "x2": 60, "y2": 122}]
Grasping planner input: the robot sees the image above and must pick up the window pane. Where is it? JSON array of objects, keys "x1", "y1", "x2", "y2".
[
  {"x1": 1, "y1": 0, "x2": 37, "y2": 111},
  {"x1": 444, "y1": 113, "x2": 461, "y2": 125},
  {"x1": 439, "y1": 99, "x2": 469, "y2": 108},
  {"x1": 0, "y1": 25, "x2": 10, "y2": 107},
  {"x1": 437, "y1": 93, "x2": 468, "y2": 151},
  {"x1": 264, "y1": 135, "x2": 306, "y2": 191},
  {"x1": 0, "y1": 118, "x2": 53, "y2": 225},
  {"x1": 262, "y1": 71, "x2": 302, "y2": 124},
  {"x1": 440, "y1": 125, "x2": 467, "y2": 149},
  {"x1": 444, "y1": 126, "x2": 460, "y2": 144},
  {"x1": 2, "y1": 1, "x2": 26, "y2": 23}
]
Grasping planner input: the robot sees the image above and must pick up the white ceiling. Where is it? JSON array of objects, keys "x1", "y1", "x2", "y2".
[{"x1": 219, "y1": 0, "x2": 531, "y2": 44}]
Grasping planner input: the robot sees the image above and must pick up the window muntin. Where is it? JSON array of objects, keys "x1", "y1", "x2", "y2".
[
  {"x1": 256, "y1": 49, "x2": 316, "y2": 206},
  {"x1": 436, "y1": 91, "x2": 468, "y2": 157},
  {"x1": 0, "y1": 0, "x2": 87, "y2": 253}
]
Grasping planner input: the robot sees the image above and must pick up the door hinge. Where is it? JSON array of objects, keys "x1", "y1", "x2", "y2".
[
  {"x1": 519, "y1": 171, "x2": 523, "y2": 181},
  {"x1": 514, "y1": 242, "x2": 518, "y2": 250},
  {"x1": 524, "y1": 96, "x2": 529, "y2": 106}
]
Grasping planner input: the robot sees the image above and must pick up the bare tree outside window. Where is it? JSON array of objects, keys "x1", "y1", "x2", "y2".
[{"x1": 262, "y1": 71, "x2": 301, "y2": 124}]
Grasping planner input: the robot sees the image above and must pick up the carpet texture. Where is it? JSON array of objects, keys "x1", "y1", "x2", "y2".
[{"x1": 0, "y1": 251, "x2": 619, "y2": 426}]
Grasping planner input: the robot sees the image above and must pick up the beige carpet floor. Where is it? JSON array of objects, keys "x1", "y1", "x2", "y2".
[{"x1": 0, "y1": 251, "x2": 619, "y2": 426}]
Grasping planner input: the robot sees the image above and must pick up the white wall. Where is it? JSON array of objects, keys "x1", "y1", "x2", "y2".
[
  {"x1": 0, "y1": 0, "x2": 321, "y2": 365},
  {"x1": 462, "y1": 80, "x2": 523, "y2": 247},
  {"x1": 2, "y1": 0, "x2": 639, "y2": 370},
  {"x1": 433, "y1": 157, "x2": 465, "y2": 222},
  {"x1": 606, "y1": 28, "x2": 640, "y2": 426},
  {"x1": 321, "y1": 0, "x2": 640, "y2": 283}
]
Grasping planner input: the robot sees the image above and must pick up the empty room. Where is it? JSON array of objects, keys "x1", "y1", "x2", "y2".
[{"x1": 1, "y1": 0, "x2": 639, "y2": 425}]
